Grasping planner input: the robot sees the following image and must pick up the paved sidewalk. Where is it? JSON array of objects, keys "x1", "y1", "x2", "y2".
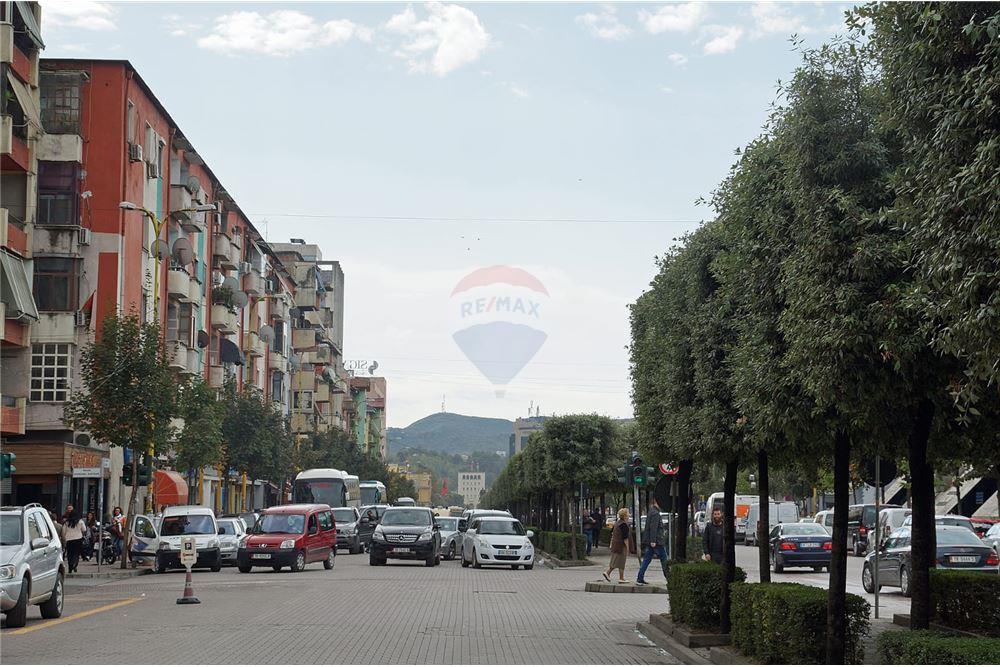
[{"x1": 66, "y1": 555, "x2": 151, "y2": 580}]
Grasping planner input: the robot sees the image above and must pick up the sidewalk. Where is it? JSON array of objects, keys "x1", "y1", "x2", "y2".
[{"x1": 66, "y1": 555, "x2": 152, "y2": 580}]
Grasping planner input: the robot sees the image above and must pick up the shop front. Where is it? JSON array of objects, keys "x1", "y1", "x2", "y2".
[{"x1": 3, "y1": 442, "x2": 110, "y2": 516}]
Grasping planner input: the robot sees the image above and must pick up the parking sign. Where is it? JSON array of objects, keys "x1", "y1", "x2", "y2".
[{"x1": 180, "y1": 537, "x2": 197, "y2": 568}]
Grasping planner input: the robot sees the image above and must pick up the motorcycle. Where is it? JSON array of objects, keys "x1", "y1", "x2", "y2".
[{"x1": 95, "y1": 524, "x2": 119, "y2": 565}]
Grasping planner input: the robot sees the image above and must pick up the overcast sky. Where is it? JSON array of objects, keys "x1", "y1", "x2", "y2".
[{"x1": 42, "y1": 0, "x2": 853, "y2": 427}]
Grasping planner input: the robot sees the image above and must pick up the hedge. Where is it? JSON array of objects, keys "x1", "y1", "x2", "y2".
[
  {"x1": 525, "y1": 529, "x2": 587, "y2": 561},
  {"x1": 667, "y1": 561, "x2": 746, "y2": 631},
  {"x1": 931, "y1": 569, "x2": 1000, "y2": 638},
  {"x1": 731, "y1": 582, "x2": 869, "y2": 664},
  {"x1": 877, "y1": 630, "x2": 1000, "y2": 664}
]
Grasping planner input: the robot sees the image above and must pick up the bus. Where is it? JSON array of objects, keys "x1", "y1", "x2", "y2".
[
  {"x1": 359, "y1": 480, "x2": 387, "y2": 506},
  {"x1": 705, "y1": 492, "x2": 768, "y2": 539},
  {"x1": 293, "y1": 469, "x2": 361, "y2": 508}
]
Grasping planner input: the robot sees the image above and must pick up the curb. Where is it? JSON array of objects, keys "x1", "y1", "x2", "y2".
[
  {"x1": 67, "y1": 568, "x2": 152, "y2": 580},
  {"x1": 636, "y1": 621, "x2": 710, "y2": 665},
  {"x1": 585, "y1": 580, "x2": 667, "y2": 594},
  {"x1": 535, "y1": 549, "x2": 592, "y2": 568}
]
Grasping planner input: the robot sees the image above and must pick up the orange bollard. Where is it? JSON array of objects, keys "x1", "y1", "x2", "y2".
[{"x1": 176, "y1": 567, "x2": 200, "y2": 605}]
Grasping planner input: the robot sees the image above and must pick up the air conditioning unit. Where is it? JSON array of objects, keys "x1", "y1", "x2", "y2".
[
  {"x1": 128, "y1": 142, "x2": 143, "y2": 162},
  {"x1": 239, "y1": 261, "x2": 252, "y2": 274},
  {"x1": 77, "y1": 227, "x2": 92, "y2": 246},
  {"x1": 146, "y1": 160, "x2": 160, "y2": 179},
  {"x1": 74, "y1": 311, "x2": 88, "y2": 327}
]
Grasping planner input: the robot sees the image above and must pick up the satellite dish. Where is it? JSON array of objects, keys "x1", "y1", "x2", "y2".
[
  {"x1": 232, "y1": 290, "x2": 248, "y2": 308},
  {"x1": 186, "y1": 175, "x2": 201, "y2": 194},
  {"x1": 172, "y1": 238, "x2": 193, "y2": 266},
  {"x1": 221, "y1": 275, "x2": 239, "y2": 291},
  {"x1": 197, "y1": 330, "x2": 209, "y2": 348},
  {"x1": 152, "y1": 239, "x2": 169, "y2": 261},
  {"x1": 258, "y1": 325, "x2": 275, "y2": 344},
  {"x1": 322, "y1": 367, "x2": 335, "y2": 382},
  {"x1": 212, "y1": 271, "x2": 225, "y2": 287},
  {"x1": 288, "y1": 307, "x2": 299, "y2": 319}
]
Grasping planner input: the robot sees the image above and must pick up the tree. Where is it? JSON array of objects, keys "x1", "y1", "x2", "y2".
[
  {"x1": 64, "y1": 314, "x2": 178, "y2": 568},
  {"x1": 172, "y1": 377, "x2": 224, "y2": 503},
  {"x1": 387, "y1": 470, "x2": 417, "y2": 503}
]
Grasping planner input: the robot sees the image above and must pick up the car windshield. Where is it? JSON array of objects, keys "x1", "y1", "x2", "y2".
[
  {"x1": 0, "y1": 515, "x2": 23, "y2": 545},
  {"x1": 218, "y1": 520, "x2": 239, "y2": 535},
  {"x1": 381, "y1": 509, "x2": 430, "y2": 526},
  {"x1": 161, "y1": 514, "x2": 216, "y2": 536},
  {"x1": 332, "y1": 509, "x2": 356, "y2": 524},
  {"x1": 436, "y1": 518, "x2": 459, "y2": 531},
  {"x1": 478, "y1": 520, "x2": 526, "y2": 535},
  {"x1": 781, "y1": 524, "x2": 828, "y2": 536},
  {"x1": 937, "y1": 528, "x2": 982, "y2": 545},
  {"x1": 257, "y1": 514, "x2": 305, "y2": 535}
]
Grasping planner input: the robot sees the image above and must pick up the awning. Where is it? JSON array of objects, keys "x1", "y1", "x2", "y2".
[
  {"x1": 219, "y1": 336, "x2": 244, "y2": 366},
  {"x1": 153, "y1": 470, "x2": 189, "y2": 507},
  {"x1": 0, "y1": 249, "x2": 39, "y2": 321},
  {"x1": 5, "y1": 71, "x2": 41, "y2": 130},
  {"x1": 15, "y1": 2, "x2": 44, "y2": 49}
]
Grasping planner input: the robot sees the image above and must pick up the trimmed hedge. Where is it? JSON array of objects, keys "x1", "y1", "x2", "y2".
[
  {"x1": 931, "y1": 569, "x2": 1000, "y2": 638},
  {"x1": 667, "y1": 561, "x2": 746, "y2": 631},
  {"x1": 877, "y1": 630, "x2": 1000, "y2": 664},
  {"x1": 526, "y1": 529, "x2": 587, "y2": 561},
  {"x1": 731, "y1": 582, "x2": 870, "y2": 664}
]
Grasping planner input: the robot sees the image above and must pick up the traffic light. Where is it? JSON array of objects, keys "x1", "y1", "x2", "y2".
[
  {"x1": 616, "y1": 466, "x2": 628, "y2": 486},
  {"x1": 136, "y1": 453, "x2": 152, "y2": 487},
  {"x1": 631, "y1": 451, "x2": 646, "y2": 486},
  {"x1": 1, "y1": 452, "x2": 15, "y2": 478},
  {"x1": 646, "y1": 466, "x2": 657, "y2": 486},
  {"x1": 122, "y1": 459, "x2": 133, "y2": 486}
]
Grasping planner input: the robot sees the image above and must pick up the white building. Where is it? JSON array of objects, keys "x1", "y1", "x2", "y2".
[{"x1": 458, "y1": 472, "x2": 486, "y2": 508}]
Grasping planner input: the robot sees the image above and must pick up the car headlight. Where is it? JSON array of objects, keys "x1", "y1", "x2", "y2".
[
  {"x1": 479, "y1": 537, "x2": 491, "y2": 547},
  {"x1": 159, "y1": 541, "x2": 171, "y2": 550},
  {"x1": 342, "y1": 525, "x2": 357, "y2": 535},
  {"x1": 373, "y1": 528, "x2": 386, "y2": 541},
  {"x1": 419, "y1": 530, "x2": 433, "y2": 541},
  {"x1": 280, "y1": 539, "x2": 296, "y2": 549},
  {"x1": 0, "y1": 565, "x2": 15, "y2": 580}
]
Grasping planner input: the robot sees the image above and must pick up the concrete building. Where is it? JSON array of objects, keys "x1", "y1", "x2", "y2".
[
  {"x1": 457, "y1": 471, "x2": 486, "y2": 508},
  {"x1": 510, "y1": 416, "x2": 547, "y2": 457},
  {"x1": 406, "y1": 471, "x2": 432, "y2": 506},
  {"x1": 346, "y1": 375, "x2": 387, "y2": 458}
]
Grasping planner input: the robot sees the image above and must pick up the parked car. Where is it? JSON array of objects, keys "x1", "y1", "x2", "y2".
[
  {"x1": 982, "y1": 522, "x2": 1000, "y2": 556},
  {"x1": 901, "y1": 514, "x2": 976, "y2": 534},
  {"x1": 768, "y1": 522, "x2": 832, "y2": 573},
  {"x1": 693, "y1": 510, "x2": 706, "y2": 536},
  {"x1": 813, "y1": 509, "x2": 834, "y2": 535},
  {"x1": 238, "y1": 504, "x2": 336, "y2": 573},
  {"x1": 971, "y1": 518, "x2": 997, "y2": 539},
  {"x1": 361, "y1": 504, "x2": 390, "y2": 523},
  {"x1": 235, "y1": 511, "x2": 259, "y2": 532},
  {"x1": 848, "y1": 503, "x2": 901, "y2": 556},
  {"x1": 436, "y1": 516, "x2": 462, "y2": 560},
  {"x1": 461, "y1": 516, "x2": 534, "y2": 570},
  {"x1": 0, "y1": 504, "x2": 65, "y2": 628},
  {"x1": 878, "y1": 508, "x2": 912, "y2": 540},
  {"x1": 745, "y1": 501, "x2": 800, "y2": 546},
  {"x1": 332, "y1": 506, "x2": 375, "y2": 554},
  {"x1": 145, "y1": 505, "x2": 222, "y2": 573},
  {"x1": 369, "y1": 507, "x2": 441, "y2": 567},
  {"x1": 217, "y1": 517, "x2": 248, "y2": 566},
  {"x1": 862, "y1": 525, "x2": 999, "y2": 596},
  {"x1": 394, "y1": 497, "x2": 416, "y2": 507}
]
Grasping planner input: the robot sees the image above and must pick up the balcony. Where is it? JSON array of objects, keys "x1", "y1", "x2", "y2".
[
  {"x1": 208, "y1": 365, "x2": 226, "y2": 388},
  {"x1": 212, "y1": 232, "x2": 239, "y2": 271},
  {"x1": 1, "y1": 115, "x2": 29, "y2": 171},
  {"x1": 304, "y1": 310, "x2": 324, "y2": 327},
  {"x1": 210, "y1": 304, "x2": 239, "y2": 335},
  {"x1": 167, "y1": 269, "x2": 192, "y2": 299},
  {"x1": 315, "y1": 383, "x2": 330, "y2": 403},
  {"x1": 302, "y1": 347, "x2": 330, "y2": 365},
  {"x1": 294, "y1": 287, "x2": 317, "y2": 311},
  {"x1": 243, "y1": 272, "x2": 263, "y2": 296},
  {"x1": 187, "y1": 348, "x2": 202, "y2": 375},
  {"x1": 0, "y1": 209, "x2": 28, "y2": 257},
  {"x1": 169, "y1": 184, "x2": 192, "y2": 215},
  {"x1": 36, "y1": 133, "x2": 83, "y2": 162},
  {"x1": 270, "y1": 298, "x2": 289, "y2": 321},
  {"x1": 166, "y1": 340, "x2": 190, "y2": 371},
  {"x1": 188, "y1": 277, "x2": 203, "y2": 304},
  {"x1": 290, "y1": 412, "x2": 313, "y2": 433},
  {"x1": 243, "y1": 330, "x2": 266, "y2": 358},
  {"x1": 292, "y1": 327, "x2": 317, "y2": 350},
  {"x1": 0, "y1": 396, "x2": 26, "y2": 435},
  {"x1": 268, "y1": 350, "x2": 287, "y2": 372},
  {"x1": 292, "y1": 370, "x2": 315, "y2": 391}
]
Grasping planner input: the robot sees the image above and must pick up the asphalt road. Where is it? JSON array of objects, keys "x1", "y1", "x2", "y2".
[{"x1": 1, "y1": 550, "x2": 677, "y2": 665}]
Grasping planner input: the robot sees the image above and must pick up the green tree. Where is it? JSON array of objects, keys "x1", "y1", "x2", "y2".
[{"x1": 172, "y1": 377, "x2": 225, "y2": 503}]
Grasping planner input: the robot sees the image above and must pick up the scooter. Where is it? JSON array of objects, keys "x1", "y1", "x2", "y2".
[{"x1": 95, "y1": 525, "x2": 118, "y2": 565}]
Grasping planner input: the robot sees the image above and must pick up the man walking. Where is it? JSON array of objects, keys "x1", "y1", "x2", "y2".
[
  {"x1": 636, "y1": 497, "x2": 668, "y2": 585},
  {"x1": 582, "y1": 510, "x2": 596, "y2": 556},
  {"x1": 590, "y1": 507, "x2": 603, "y2": 548},
  {"x1": 702, "y1": 506, "x2": 725, "y2": 564}
]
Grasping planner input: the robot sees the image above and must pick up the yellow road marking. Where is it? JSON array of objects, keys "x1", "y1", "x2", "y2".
[{"x1": 6, "y1": 597, "x2": 142, "y2": 636}]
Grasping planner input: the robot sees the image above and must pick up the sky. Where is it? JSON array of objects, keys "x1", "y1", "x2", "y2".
[{"x1": 41, "y1": 0, "x2": 854, "y2": 427}]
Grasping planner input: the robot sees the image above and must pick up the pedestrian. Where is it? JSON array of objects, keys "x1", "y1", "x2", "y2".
[
  {"x1": 702, "y1": 506, "x2": 725, "y2": 565},
  {"x1": 82, "y1": 511, "x2": 97, "y2": 561},
  {"x1": 62, "y1": 509, "x2": 87, "y2": 573},
  {"x1": 61, "y1": 504, "x2": 74, "y2": 523},
  {"x1": 111, "y1": 506, "x2": 125, "y2": 559},
  {"x1": 582, "y1": 510, "x2": 596, "y2": 556},
  {"x1": 636, "y1": 497, "x2": 668, "y2": 585},
  {"x1": 590, "y1": 507, "x2": 603, "y2": 548},
  {"x1": 603, "y1": 508, "x2": 631, "y2": 583}
]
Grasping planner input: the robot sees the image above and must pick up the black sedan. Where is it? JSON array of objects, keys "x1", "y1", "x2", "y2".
[
  {"x1": 863, "y1": 525, "x2": 999, "y2": 596},
  {"x1": 769, "y1": 522, "x2": 832, "y2": 573}
]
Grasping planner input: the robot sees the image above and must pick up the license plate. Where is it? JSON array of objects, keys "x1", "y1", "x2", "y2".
[
  {"x1": 497, "y1": 549, "x2": 518, "y2": 556},
  {"x1": 393, "y1": 547, "x2": 411, "y2": 553},
  {"x1": 802, "y1": 543, "x2": 819, "y2": 549},
  {"x1": 950, "y1": 555, "x2": 978, "y2": 563},
  {"x1": 251, "y1": 553, "x2": 271, "y2": 560}
]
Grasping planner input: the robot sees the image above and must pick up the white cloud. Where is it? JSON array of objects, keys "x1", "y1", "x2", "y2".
[
  {"x1": 702, "y1": 25, "x2": 744, "y2": 54},
  {"x1": 659, "y1": 85, "x2": 675, "y2": 94},
  {"x1": 575, "y1": 5, "x2": 632, "y2": 41},
  {"x1": 197, "y1": 10, "x2": 372, "y2": 57},
  {"x1": 503, "y1": 82, "x2": 529, "y2": 99},
  {"x1": 42, "y1": 1, "x2": 117, "y2": 31},
  {"x1": 639, "y1": 2, "x2": 708, "y2": 34},
  {"x1": 384, "y1": 2, "x2": 492, "y2": 76},
  {"x1": 750, "y1": 2, "x2": 815, "y2": 37},
  {"x1": 668, "y1": 52, "x2": 688, "y2": 66}
]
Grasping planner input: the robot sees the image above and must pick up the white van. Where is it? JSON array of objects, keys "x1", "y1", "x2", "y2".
[
  {"x1": 706, "y1": 492, "x2": 769, "y2": 539},
  {"x1": 744, "y1": 501, "x2": 800, "y2": 545},
  {"x1": 813, "y1": 509, "x2": 835, "y2": 535},
  {"x1": 131, "y1": 505, "x2": 222, "y2": 573}
]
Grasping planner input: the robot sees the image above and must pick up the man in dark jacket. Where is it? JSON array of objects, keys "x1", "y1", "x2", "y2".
[
  {"x1": 590, "y1": 508, "x2": 603, "y2": 547},
  {"x1": 702, "y1": 507, "x2": 725, "y2": 564},
  {"x1": 636, "y1": 497, "x2": 668, "y2": 585}
]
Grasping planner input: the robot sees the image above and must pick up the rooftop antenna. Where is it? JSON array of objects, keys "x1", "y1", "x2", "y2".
[
  {"x1": 441, "y1": 394, "x2": 446, "y2": 413},
  {"x1": 536, "y1": 406, "x2": 540, "y2": 417},
  {"x1": 528, "y1": 400, "x2": 533, "y2": 417}
]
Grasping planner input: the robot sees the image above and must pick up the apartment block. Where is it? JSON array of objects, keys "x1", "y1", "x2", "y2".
[
  {"x1": 345, "y1": 376, "x2": 387, "y2": 458},
  {"x1": 458, "y1": 471, "x2": 486, "y2": 508}
]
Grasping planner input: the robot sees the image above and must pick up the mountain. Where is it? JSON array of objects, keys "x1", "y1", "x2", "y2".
[{"x1": 387, "y1": 412, "x2": 514, "y2": 456}]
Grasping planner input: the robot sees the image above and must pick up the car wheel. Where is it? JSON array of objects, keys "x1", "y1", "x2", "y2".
[
  {"x1": 511, "y1": 565, "x2": 519, "y2": 570},
  {"x1": 211, "y1": 555, "x2": 222, "y2": 573},
  {"x1": 862, "y1": 563, "x2": 878, "y2": 593},
  {"x1": 772, "y1": 550, "x2": 784, "y2": 574},
  {"x1": 461, "y1": 552, "x2": 470, "y2": 568},
  {"x1": 292, "y1": 550, "x2": 306, "y2": 572},
  {"x1": 525, "y1": 564, "x2": 534, "y2": 571},
  {"x1": 447, "y1": 543, "x2": 456, "y2": 561},
  {"x1": 369, "y1": 552, "x2": 379, "y2": 566},
  {"x1": 39, "y1": 572, "x2": 64, "y2": 619},
  {"x1": 272, "y1": 565, "x2": 283, "y2": 572},
  {"x1": 350, "y1": 538, "x2": 360, "y2": 555},
  {"x1": 434, "y1": 553, "x2": 441, "y2": 566},
  {"x1": 153, "y1": 556, "x2": 166, "y2": 574},
  {"x1": 238, "y1": 564, "x2": 252, "y2": 574},
  {"x1": 425, "y1": 553, "x2": 436, "y2": 567},
  {"x1": 812, "y1": 565, "x2": 823, "y2": 572},
  {"x1": 6, "y1": 578, "x2": 29, "y2": 628},
  {"x1": 324, "y1": 549, "x2": 335, "y2": 570},
  {"x1": 900, "y1": 566, "x2": 912, "y2": 597},
  {"x1": 473, "y1": 549, "x2": 482, "y2": 569}
]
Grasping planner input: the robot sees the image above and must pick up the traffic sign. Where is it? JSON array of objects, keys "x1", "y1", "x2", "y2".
[
  {"x1": 180, "y1": 537, "x2": 197, "y2": 568},
  {"x1": 659, "y1": 463, "x2": 678, "y2": 476}
]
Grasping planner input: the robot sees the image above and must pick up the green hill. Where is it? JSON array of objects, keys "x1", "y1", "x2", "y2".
[{"x1": 387, "y1": 412, "x2": 514, "y2": 456}]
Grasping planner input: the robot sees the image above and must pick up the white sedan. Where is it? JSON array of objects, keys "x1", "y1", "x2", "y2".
[{"x1": 461, "y1": 517, "x2": 534, "y2": 570}]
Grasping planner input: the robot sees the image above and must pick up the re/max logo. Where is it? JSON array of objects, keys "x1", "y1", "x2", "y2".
[{"x1": 460, "y1": 296, "x2": 541, "y2": 317}]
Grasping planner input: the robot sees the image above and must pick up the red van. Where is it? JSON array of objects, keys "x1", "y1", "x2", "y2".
[{"x1": 237, "y1": 504, "x2": 336, "y2": 573}]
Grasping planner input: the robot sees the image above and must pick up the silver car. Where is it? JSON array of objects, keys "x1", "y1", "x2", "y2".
[
  {"x1": 436, "y1": 517, "x2": 461, "y2": 560},
  {"x1": 983, "y1": 523, "x2": 1000, "y2": 557},
  {"x1": 217, "y1": 517, "x2": 248, "y2": 566},
  {"x1": 1, "y1": 503, "x2": 65, "y2": 628}
]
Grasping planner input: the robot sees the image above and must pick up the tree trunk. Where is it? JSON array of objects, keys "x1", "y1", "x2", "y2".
[
  {"x1": 675, "y1": 459, "x2": 693, "y2": 561},
  {"x1": 569, "y1": 490, "x2": 579, "y2": 561},
  {"x1": 908, "y1": 398, "x2": 936, "y2": 630},
  {"x1": 121, "y1": 450, "x2": 139, "y2": 570},
  {"x1": 721, "y1": 459, "x2": 738, "y2": 633},
  {"x1": 825, "y1": 430, "x2": 850, "y2": 664},
  {"x1": 758, "y1": 449, "x2": 771, "y2": 583}
]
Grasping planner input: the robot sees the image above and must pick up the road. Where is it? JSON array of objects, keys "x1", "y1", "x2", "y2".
[{"x1": 1, "y1": 551, "x2": 676, "y2": 665}]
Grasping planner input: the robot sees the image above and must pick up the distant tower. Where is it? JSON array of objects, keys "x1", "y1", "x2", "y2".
[
  {"x1": 528, "y1": 400, "x2": 534, "y2": 417},
  {"x1": 536, "y1": 406, "x2": 540, "y2": 417},
  {"x1": 441, "y1": 395, "x2": 446, "y2": 413}
]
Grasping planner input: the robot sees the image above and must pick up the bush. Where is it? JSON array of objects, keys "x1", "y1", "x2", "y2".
[
  {"x1": 730, "y1": 582, "x2": 869, "y2": 664},
  {"x1": 527, "y1": 530, "x2": 587, "y2": 561},
  {"x1": 877, "y1": 630, "x2": 1000, "y2": 664},
  {"x1": 930, "y1": 569, "x2": 1000, "y2": 638},
  {"x1": 667, "y1": 561, "x2": 746, "y2": 631}
]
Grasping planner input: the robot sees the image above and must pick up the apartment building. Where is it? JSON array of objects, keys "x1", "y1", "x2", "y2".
[
  {"x1": 457, "y1": 471, "x2": 486, "y2": 508},
  {"x1": 510, "y1": 416, "x2": 547, "y2": 457},
  {"x1": 346, "y1": 375, "x2": 387, "y2": 458}
]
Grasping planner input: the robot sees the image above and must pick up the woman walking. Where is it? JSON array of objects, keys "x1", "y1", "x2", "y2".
[
  {"x1": 603, "y1": 508, "x2": 631, "y2": 583},
  {"x1": 62, "y1": 510, "x2": 87, "y2": 573}
]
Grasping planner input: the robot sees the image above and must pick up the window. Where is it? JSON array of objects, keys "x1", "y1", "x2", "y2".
[
  {"x1": 166, "y1": 300, "x2": 193, "y2": 345},
  {"x1": 37, "y1": 161, "x2": 79, "y2": 226},
  {"x1": 293, "y1": 391, "x2": 313, "y2": 412},
  {"x1": 33, "y1": 257, "x2": 78, "y2": 311},
  {"x1": 126, "y1": 100, "x2": 135, "y2": 143},
  {"x1": 272, "y1": 321, "x2": 285, "y2": 354},
  {"x1": 30, "y1": 343, "x2": 72, "y2": 402},
  {"x1": 27, "y1": 514, "x2": 43, "y2": 542},
  {"x1": 270, "y1": 371, "x2": 284, "y2": 403},
  {"x1": 318, "y1": 512, "x2": 333, "y2": 532},
  {"x1": 307, "y1": 514, "x2": 318, "y2": 534},
  {"x1": 40, "y1": 73, "x2": 81, "y2": 134}
]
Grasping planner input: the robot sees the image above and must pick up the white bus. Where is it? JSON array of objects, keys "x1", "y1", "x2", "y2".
[
  {"x1": 359, "y1": 480, "x2": 387, "y2": 506},
  {"x1": 705, "y1": 492, "x2": 768, "y2": 539},
  {"x1": 293, "y1": 469, "x2": 361, "y2": 508}
]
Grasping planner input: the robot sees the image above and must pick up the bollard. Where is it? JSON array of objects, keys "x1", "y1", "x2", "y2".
[{"x1": 176, "y1": 566, "x2": 200, "y2": 605}]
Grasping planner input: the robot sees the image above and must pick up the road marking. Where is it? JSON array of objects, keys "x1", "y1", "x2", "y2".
[{"x1": 6, "y1": 597, "x2": 142, "y2": 636}]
